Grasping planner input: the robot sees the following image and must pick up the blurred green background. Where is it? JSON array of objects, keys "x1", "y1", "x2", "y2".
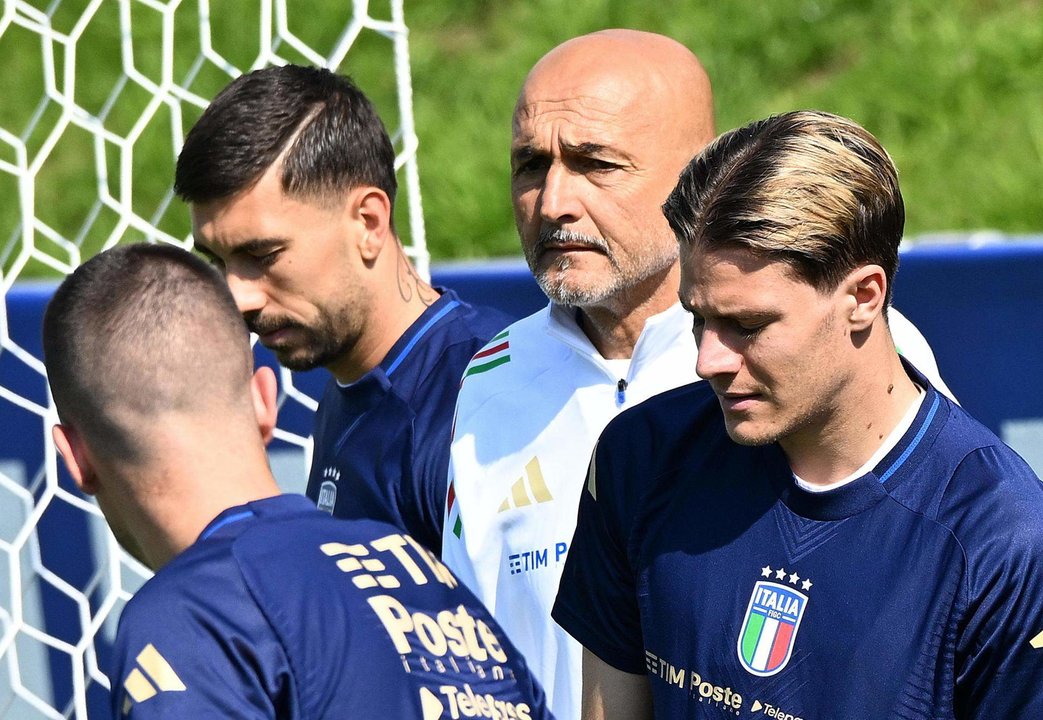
[{"x1": 2, "y1": 0, "x2": 1041, "y2": 279}]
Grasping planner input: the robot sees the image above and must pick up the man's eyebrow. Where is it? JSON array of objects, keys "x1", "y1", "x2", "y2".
[
  {"x1": 511, "y1": 141, "x2": 629, "y2": 161},
  {"x1": 195, "y1": 237, "x2": 284, "y2": 258},
  {"x1": 562, "y1": 141, "x2": 635, "y2": 166},
  {"x1": 561, "y1": 141, "x2": 610, "y2": 156},
  {"x1": 234, "y1": 238, "x2": 284, "y2": 254}
]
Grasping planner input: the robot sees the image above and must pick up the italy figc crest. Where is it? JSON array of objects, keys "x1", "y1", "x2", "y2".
[{"x1": 737, "y1": 579, "x2": 808, "y2": 676}]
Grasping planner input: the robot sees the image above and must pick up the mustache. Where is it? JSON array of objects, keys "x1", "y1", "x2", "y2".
[
  {"x1": 535, "y1": 228, "x2": 609, "y2": 253},
  {"x1": 244, "y1": 311, "x2": 303, "y2": 337}
]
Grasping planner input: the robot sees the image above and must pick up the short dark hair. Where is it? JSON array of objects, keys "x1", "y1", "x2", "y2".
[
  {"x1": 43, "y1": 243, "x2": 253, "y2": 462},
  {"x1": 174, "y1": 64, "x2": 397, "y2": 209},
  {"x1": 663, "y1": 110, "x2": 904, "y2": 304}
]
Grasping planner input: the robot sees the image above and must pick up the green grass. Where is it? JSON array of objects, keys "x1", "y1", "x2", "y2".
[
  {"x1": 2, "y1": 0, "x2": 1041, "y2": 278},
  {"x1": 406, "y1": 0, "x2": 1043, "y2": 258}
]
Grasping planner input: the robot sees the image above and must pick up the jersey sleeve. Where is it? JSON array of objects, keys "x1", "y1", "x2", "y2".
[
  {"x1": 552, "y1": 434, "x2": 646, "y2": 675},
  {"x1": 110, "y1": 577, "x2": 290, "y2": 718},
  {"x1": 949, "y1": 446, "x2": 1043, "y2": 717}
]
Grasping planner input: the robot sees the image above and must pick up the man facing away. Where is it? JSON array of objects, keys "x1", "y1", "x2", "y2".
[
  {"x1": 442, "y1": 30, "x2": 952, "y2": 720},
  {"x1": 175, "y1": 65, "x2": 510, "y2": 554},
  {"x1": 43, "y1": 243, "x2": 550, "y2": 719},
  {"x1": 554, "y1": 111, "x2": 1043, "y2": 719}
]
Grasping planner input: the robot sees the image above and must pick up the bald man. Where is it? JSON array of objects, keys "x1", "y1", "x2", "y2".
[
  {"x1": 440, "y1": 32, "x2": 713, "y2": 719},
  {"x1": 42, "y1": 244, "x2": 550, "y2": 719},
  {"x1": 442, "y1": 30, "x2": 953, "y2": 720}
]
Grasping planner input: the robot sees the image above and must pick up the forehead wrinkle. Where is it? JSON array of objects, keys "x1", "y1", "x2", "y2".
[{"x1": 512, "y1": 96, "x2": 653, "y2": 160}]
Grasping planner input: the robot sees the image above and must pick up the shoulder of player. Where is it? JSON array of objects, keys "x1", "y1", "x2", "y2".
[
  {"x1": 110, "y1": 552, "x2": 287, "y2": 718},
  {"x1": 231, "y1": 512, "x2": 408, "y2": 566},
  {"x1": 896, "y1": 407, "x2": 1043, "y2": 594},
  {"x1": 441, "y1": 294, "x2": 515, "y2": 339},
  {"x1": 117, "y1": 545, "x2": 263, "y2": 644},
  {"x1": 600, "y1": 380, "x2": 719, "y2": 451},
  {"x1": 587, "y1": 381, "x2": 722, "y2": 512},
  {"x1": 378, "y1": 299, "x2": 514, "y2": 398},
  {"x1": 936, "y1": 440, "x2": 1043, "y2": 541},
  {"x1": 455, "y1": 309, "x2": 563, "y2": 400}
]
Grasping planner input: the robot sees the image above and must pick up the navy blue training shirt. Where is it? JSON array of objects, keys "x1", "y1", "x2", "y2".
[
  {"x1": 554, "y1": 373, "x2": 1043, "y2": 719},
  {"x1": 306, "y1": 289, "x2": 510, "y2": 554},
  {"x1": 110, "y1": 494, "x2": 550, "y2": 718}
]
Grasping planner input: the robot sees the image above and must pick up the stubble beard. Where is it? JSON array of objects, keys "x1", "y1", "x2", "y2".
[
  {"x1": 248, "y1": 309, "x2": 355, "y2": 373},
  {"x1": 526, "y1": 228, "x2": 677, "y2": 308}
]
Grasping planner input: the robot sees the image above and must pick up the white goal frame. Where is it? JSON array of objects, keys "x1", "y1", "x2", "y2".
[{"x1": 0, "y1": 2, "x2": 426, "y2": 718}]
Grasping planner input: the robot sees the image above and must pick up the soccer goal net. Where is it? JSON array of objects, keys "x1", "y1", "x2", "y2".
[{"x1": 0, "y1": 2, "x2": 426, "y2": 717}]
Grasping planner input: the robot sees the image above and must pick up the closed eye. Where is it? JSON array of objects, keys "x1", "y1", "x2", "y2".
[
  {"x1": 250, "y1": 249, "x2": 282, "y2": 268},
  {"x1": 575, "y1": 156, "x2": 621, "y2": 173},
  {"x1": 734, "y1": 321, "x2": 765, "y2": 338}
]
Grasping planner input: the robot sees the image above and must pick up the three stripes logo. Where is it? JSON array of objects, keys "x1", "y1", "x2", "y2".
[
  {"x1": 121, "y1": 643, "x2": 186, "y2": 715},
  {"x1": 498, "y1": 457, "x2": 552, "y2": 512},
  {"x1": 462, "y1": 330, "x2": 510, "y2": 381}
]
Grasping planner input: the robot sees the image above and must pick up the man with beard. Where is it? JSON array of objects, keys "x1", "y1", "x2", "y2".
[
  {"x1": 43, "y1": 243, "x2": 550, "y2": 719},
  {"x1": 554, "y1": 110, "x2": 1043, "y2": 719},
  {"x1": 176, "y1": 65, "x2": 509, "y2": 554},
  {"x1": 442, "y1": 31, "x2": 952, "y2": 720}
]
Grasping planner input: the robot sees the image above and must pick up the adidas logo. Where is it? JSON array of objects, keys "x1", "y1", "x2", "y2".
[
  {"x1": 121, "y1": 643, "x2": 186, "y2": 715},
  {"x1": 498, "y1": 457, "x2": 553, "y2": 512}
]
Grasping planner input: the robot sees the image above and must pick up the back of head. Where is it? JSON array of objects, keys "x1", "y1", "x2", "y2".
[
  {"x1": 664, "y1": 110, "x2": 904, "y2": 304},
  {"x1": 174, "y1": 64, "x2": 397, "y2": 209},
  {"x1": 43, "y1": 244, "x2": 254, "y2": 463}
]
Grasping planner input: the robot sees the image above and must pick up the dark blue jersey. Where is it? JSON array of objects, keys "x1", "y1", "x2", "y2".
[
  {"x1": 553, "y1": 373, "x2": 1043, "y2": 719},
  {"x1": 306, "y1": 290, "x2": 510, "y2": 554},
  {"x1": 110, "y1": 494, "x2": 551, "y2": 719}
]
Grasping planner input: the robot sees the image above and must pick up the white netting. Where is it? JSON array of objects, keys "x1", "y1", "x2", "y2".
[{"x1": 0, "y1": 2, "x2": 425, "y2": 717}]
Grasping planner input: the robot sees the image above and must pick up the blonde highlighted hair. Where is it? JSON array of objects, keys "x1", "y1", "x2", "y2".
[{"x1": 663, "y1": 110, "x2": 904, "y2": 303}]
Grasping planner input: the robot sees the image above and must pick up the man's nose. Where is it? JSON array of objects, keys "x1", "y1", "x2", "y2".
[
  {"x1": 225, "y1": 272, "x2": 267, "y2": 316},
  {"x1": 695, "y1": 324, "x2": 743, "y2": 380},
  {"x1": 538, "y1": 163, "x2": 584, "y2": 226}
]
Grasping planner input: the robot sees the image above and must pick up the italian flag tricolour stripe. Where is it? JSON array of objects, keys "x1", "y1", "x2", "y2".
[
  {"x1": 463, "y1": 330, "x2": 510, "y2": 379},
  {"x1": 741, "y1": 610, "x2": 794, "y2": 672},
  {"x1": 446, "y1": 480, "x2": 462, "y2": 538}
]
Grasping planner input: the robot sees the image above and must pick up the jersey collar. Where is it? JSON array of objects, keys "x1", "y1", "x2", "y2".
[{"x1": 772, "y1": 360, "x2": 949, "y2": 521}]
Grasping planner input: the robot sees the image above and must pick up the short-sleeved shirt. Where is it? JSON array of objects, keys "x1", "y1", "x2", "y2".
[
  {"x1": 446, "y1": 302, "x2": 955, "y2": 720},
  {"x1": 554, "y1": 371, "x2": 1043, "y2": 718},
  {"x1": 110, "y1": 494, "x2": 550, "y2": 719},
  {"x1": 307, "y1": 289, "x2": 509, "y2": 554}
]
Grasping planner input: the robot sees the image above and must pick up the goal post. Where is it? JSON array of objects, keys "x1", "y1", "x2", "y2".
[{"x1": 0, "y1": 2, "x2": 426, "y2": 718}]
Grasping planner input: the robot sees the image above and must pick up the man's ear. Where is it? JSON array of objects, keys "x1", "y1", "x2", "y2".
[
  {"x1": 351, "y1": 187, "x2": 393, "y2": 263},
  {"x1": 53, "y1": 424, "x2": 98, "y2": 495},
  {"x1": 844, "y1": 264, "x2": 887, "y2": 332},
  {"x1": 250, "y1": 366, "x2": 279, "y2": 446}
]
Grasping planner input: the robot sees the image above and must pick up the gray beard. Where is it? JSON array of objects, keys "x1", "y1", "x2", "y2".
[
  {"x1": 533, "y1": 254, "x2": 625, "y2": 307},
  {"x1": 526, "y1": 228, "x2": 622, "y2": 306}
]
